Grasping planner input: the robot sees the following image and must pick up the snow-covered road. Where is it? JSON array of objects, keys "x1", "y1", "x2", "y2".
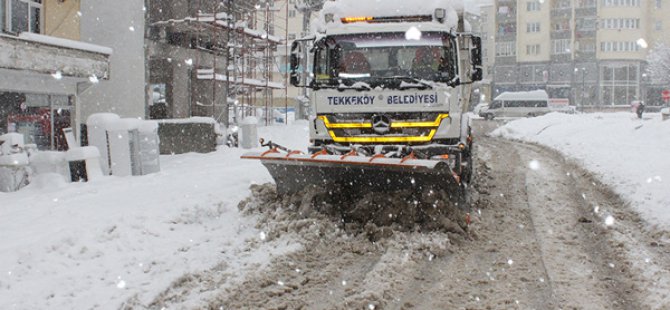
[{"x1": 1, "y1": 113, "x2": 668, "y2": 309}]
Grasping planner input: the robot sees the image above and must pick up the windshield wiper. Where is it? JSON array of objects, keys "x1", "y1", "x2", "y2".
[
  {"x1": 312, "y1": 78, "x2": 372, "y2": 91},
  {"x1": 378, "y1": 76, "x2": 434, "y2": 90}
]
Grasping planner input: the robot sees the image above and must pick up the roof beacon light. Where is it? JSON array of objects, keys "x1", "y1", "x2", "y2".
[
  {"x1": 434, "y1": 8, "x2": 446, "y2": 23},
  {"x1": 341, "y1": 16, "x2": 374, "y2": 24}
]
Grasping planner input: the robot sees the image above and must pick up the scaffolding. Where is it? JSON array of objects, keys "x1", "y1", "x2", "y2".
[{"x1": 149, "y1": 0, "x2": 287, "y2": 127}]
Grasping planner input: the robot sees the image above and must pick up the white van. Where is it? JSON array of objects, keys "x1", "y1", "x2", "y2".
[{"x1": 482, "y1": 90, "x2": 551, "y2": 119}]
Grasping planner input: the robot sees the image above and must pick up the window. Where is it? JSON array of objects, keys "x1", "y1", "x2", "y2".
[
  {"x1": 496, "y1": 42, "x2": 516, "y2": 57},
  {"x1": 578, "y1": 0, "x2": 596, "y2": 8},
  {"x1": 577, "y1": 18, "x2": 596, "y2": 31},
  {"x1": 4, "y1": 0, "x2": 41, "y2": 34},
  {"x1": 656, "y1": 0, "x2": 662, "y2": 8},
  {"x1": 287, "y1": 33, "x2": 296, "y2": 40},
  {"x1": 526, "y1": 44, "x2": 540, "y2": 55},
  {"x1": 552, "y1": 39, "x2": 571, "y2": 54},
  {"x1": 527, "y1": 22, "x2": 540, "y2": 33},
  {"x1": 288, "y1": 10, "x2": 296, "y2": 18},
  {"x1": 602, "y1": 0, "x2": 640, "y2": 6},
  {"x1": 527, "y1": 1, "x2": 541, "y2": 11},
  {"x1": 600, "y1": 41, "x2": 641, "y2": 52},
  {"x1": 656, "y1": 21, "x2": 663, "y2": 31},
  {"x1": 600, "y1": 18, "x2": 640, "y2": 29}
]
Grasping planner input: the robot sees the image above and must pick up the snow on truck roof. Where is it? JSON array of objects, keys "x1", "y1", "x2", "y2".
[
  {"x1": 494, "y1": 90, "x2": 549, "y2": 102},
  {"x1": 317, "y1": 0, "x2": 479, "y2": 32}
]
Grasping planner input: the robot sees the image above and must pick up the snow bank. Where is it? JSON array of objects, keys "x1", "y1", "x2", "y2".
[
  {"x1": 0, "y1": 122, "x2": 310, "y2": 309},
  {"x1": 492, "y1": 112, "x2": 670, "y2": 230}
]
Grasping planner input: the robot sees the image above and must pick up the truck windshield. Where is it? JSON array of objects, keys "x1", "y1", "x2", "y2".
[{"x1": 313, "y1": 32, "x2": 458, "y2": 88}]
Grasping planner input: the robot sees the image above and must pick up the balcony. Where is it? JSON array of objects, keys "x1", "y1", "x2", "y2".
[
  {"x1": 551, "y1": 30, "x2": 571, "y2": 40},
  {"x1": 575, "y1": 30, "x2": 596, "y2": 39},
  {"x1": 551, "y1": 7, "x2": 572, "y2": 18},
  {"x1": 575, "y1": 7, "x2": 597, "y2": 17},
  {"x1": 575, "y1": 51, "x2": 597, "y2": 60}
]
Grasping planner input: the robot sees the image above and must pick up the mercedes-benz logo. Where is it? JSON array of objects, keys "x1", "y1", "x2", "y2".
[{"x1": 371, "y1": 114, "x2": 391, "y2": 134}]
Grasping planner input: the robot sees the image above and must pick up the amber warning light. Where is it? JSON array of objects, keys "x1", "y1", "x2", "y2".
[{"x1": 341, "y1": 16, "x2": 374, "y2": 24}]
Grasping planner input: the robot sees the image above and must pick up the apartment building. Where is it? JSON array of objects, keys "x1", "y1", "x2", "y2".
[
  {"x1": 493, "y1": 0, "x2": 670, "y2": 107},
  {"x1": 0, "y1": 0, "x2": 111, "y2": 150},
  {"x1": 271, "y1": 0, "x2": 312, "y2": 121}
]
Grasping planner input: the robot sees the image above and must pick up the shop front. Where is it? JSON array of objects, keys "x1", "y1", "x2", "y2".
[{"x1": 0, "y1": 33, "x2": 111, "y2": 149}]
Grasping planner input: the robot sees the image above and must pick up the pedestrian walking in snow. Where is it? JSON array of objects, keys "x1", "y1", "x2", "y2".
[{"x1": 636, "y1": 101, "x2": 645, "y2": 119}]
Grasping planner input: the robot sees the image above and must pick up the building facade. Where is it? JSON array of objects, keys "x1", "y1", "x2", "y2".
[
  {"x1": 493, "y1": 0, "x2": 670, "y2": 107},
  {"x1": 146, "y1": 0, "x2": 285, "y2": 126}
]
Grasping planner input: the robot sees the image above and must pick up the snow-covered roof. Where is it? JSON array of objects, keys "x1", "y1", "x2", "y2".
[
  {"x1": 197, "y1": 69, "x2": 285, "y2": 89},
  {"x1": 494, "y1": 90, "x2": 549, "y2": 102},
  {"x1": 17, "y1": 32, "x2": 113, "y2": 55},
  {"x1": 152, "y1": 14, "x2": 283, "y2": 44}
]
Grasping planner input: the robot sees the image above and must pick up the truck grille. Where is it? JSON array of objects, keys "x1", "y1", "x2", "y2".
[{"x1": 319, "y1": 112, "x2": 449, "y2": 144}]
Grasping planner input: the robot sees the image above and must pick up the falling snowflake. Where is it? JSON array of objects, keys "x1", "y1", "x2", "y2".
[
  {"x1": 342, "y1": 280, "x2": 347, "y2": 286},
  {"x1": 405, "y1": 26, "x2": 422, "y2": 41},
  {"x1": 89, "y1": 75, "x2": 99, "y2": 83},
  {"x1": 51, "y1": 71, "x2": 63, "y2": 80},
  {"x1": 368, "y1": 304, "x2": 376, "y2": 310},
  {"x1": 529, "y1": 160, "x2": 540, "y2": 170},
  {"x1": 507, "y1": 259, "x2": 514, "y2": 266},
  {"x1": 129, "y1": 26, "x2": 135, "y2": 32},
  {"x1": 594, "y1": 206, "x2": 600, "y2": 213},
  {"x1": 116, "y1": 280, "x2": 126, "y2": 289},
  {"x1": 605, "y1": 215, "x2": 615, "y2": 226},
  {"x1": 259, "y1": 231, "x2": 267, "y2": 240},
  {"x1": 637, "y1": 38, "x2": 648, "y2": 49},
  {"x1": 185, "y1": 59, "x2": 193, "y2": 66},
  {"x1": 277, "y1": 280, "x2": 284, "y2": 286}
]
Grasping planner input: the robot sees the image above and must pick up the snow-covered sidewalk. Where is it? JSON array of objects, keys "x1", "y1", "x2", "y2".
[
  {"x1": 491, "y1": 112, "x2": 670, "y2": 231},
  {"x1": 0, "y1": 122, "x2": 310, "y2": 309}
]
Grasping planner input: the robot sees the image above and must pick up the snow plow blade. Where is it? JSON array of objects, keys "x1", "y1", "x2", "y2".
[{"x1": 241, "y1": 150, "x2": 461, "y2": 195}]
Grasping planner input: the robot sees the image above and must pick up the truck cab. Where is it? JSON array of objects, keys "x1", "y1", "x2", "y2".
[{"x1": 291, "y1": 1, "x2": 482, "y2": 161}]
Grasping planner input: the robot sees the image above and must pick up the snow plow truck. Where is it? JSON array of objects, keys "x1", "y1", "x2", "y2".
[{"x1": 242, "y1": 0, "x2": 483, "y2": 205}]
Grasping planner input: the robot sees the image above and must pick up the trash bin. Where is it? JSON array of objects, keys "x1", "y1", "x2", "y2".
[
  {"x1": 239, "y1": 116, "x2": 259, "y2": 149},
  {"x1": 0, "y1": 153, "x2": 29, "y2": 192},
  {"x1": 87, "y1": 113, "x2": 121, "y2": 175},
  {"x1": 87, "y1": 115, "x2": 161, "y2": 177},
  {"x1": 65, "y1": 146, "x2": 103, "y2": 182},
  {"x1": 130, "y1": 121, "x2": 160, "y2": 175},
  {"x1": 0, "y1": 133, "x2": 30, "y2": 192}
]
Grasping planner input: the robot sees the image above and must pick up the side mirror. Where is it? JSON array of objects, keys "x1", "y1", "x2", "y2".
[
  {"x1": 471, "y1": 36, "x2": 483, "y2": 82},
  {"x1": 290, "y1": 41, "x2": 302, "y2": 87}
]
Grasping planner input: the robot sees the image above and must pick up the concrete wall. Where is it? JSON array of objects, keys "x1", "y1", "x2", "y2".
[
  {"x1": 43, "y1": 0, "x2": 80, "y2": 41},
  {"x1": 79, "y1": 0, "x2": 146, "y2": 120}
]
